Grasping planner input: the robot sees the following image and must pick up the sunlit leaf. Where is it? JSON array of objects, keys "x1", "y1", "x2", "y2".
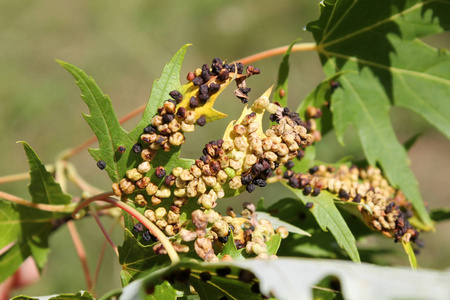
[
  {"x1": 118, "y1": 229, "x2": 169, "y2": 286},
  {"x1": 307, "y1": 0, "x2": 450, "y2": 229},
  {"x1": 218, "y1": 230, "x2": 246, "y2": 261},
  {"x1": 273, "y1": 39, "x2": 301, "y2": 107},
  {"x1": 11, "y1": 290, "x2": 94, "y2": 300},
  {"x1": 402, "y1": 241, "x2": 418, "y2": 269},
  {"x1": 255, "y1": 211, "x2": 311, "y2": 236},
  {"x1": 130, "y1": 44, "x2": 191, "y2": 139},
  {"x1": 283, "y1": 182, "x2": 360, "y2": 262},
  {"x1": 0, "y1": 143, "x2": 72, "y2": 282},
  {"x1": 119, "y1": 258, "x2": 450, "y2": 300},
  {"x1": 58, "y1": 60, "x2": 135, "y2": 182}
]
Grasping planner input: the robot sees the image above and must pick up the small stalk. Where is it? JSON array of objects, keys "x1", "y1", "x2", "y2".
[
  {"x1": 67, "y1": 221, "x2": 93, "y2": 291},
  {"x1": 89, "y1": 205, "x2": 118, "y2": 256},
  {"x1": 0, "y1": 165, "x2": 54, "y2": 185},
  {"x1": 0, "y1": 190, "x2": 76, "y2": 213},
  {"x1": 66, "y1": 163, "x2": 104, "y2": 195},
  {"x1": 239, "y1": 42, "x2": 318, "y2": 65}
]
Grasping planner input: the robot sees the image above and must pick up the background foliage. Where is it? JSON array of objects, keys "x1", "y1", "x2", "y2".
[{"x1": 0, "y1": 0, "x2": 449, "y2": 297}]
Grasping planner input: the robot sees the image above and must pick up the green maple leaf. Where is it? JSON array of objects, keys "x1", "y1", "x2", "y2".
[
  {"x1": 283, "y1": 183, "x2": 360, "y2": 263},
  {"x1": 0, "y1": 142, "x2": 72, "y2": 283},
  {"x1": 307, "y1": 0, "x2": 450, "y2": 229},
  {"x1": 58, "y1": 44, "x2": 193, "y2": 183}
]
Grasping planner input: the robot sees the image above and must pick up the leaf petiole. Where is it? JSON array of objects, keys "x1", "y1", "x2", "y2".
[
  {"x1": 0, "y1": 190, "x2": 77, "y2": 213},
  {"x1": 239, "y1": 42, "x2": 317, "y2": 65}
]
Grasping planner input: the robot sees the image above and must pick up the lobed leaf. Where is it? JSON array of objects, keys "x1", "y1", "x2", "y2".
[
  {"x1": 118, "y1": 229, "x2": 170, "y2": 286},
  {"x1": 266, "y1": 198, "x2": 375, "y2": 260},
  {"x1": 120, "y1": 261, "x2": 263, "y2": 300},
  {"x1": 218, "y1": 230, "x2": 246, "y2": 261},
  {"x1": 20, "y1": 142, "x2": 71, "y2": 206},
  {"x1": 307, "y1": 0, "x2": 450, "y2": 229},
  {"x1": 402, "y1": 241, "x2": 418, "y2": 269},
  {"x1": 0, "y1": 143, "x2": 72, "y2": 282},
  {"x1": 58, "y1": 60, "x2": 134, "y2": 182},
  {"x1": 255, "y1": 211, "x2": 311, "y2": 236},
  {"x1": 116, "y1": 258, "x2": 450, "y2": 300},
  {"x1": 283, "y1": 182, "x2": 360, "y2": 262},
  {"x1": 130, "y1": 44, "x2": 190, "y2": 140},
  {"x1": 273, "y1": 39, "x2": 301, "y2": 107},
  {"x1": 11, "y1": 290, "x2": 94, "y2": 300}
]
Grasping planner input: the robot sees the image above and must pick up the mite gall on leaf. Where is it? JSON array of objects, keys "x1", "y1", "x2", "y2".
[
  {"x1": 137, "y1": 161, "x2": 151, "y2": 174},
  {"x1": 141, "y1": 133, "x2": 156, "y2": 144},
  {"x1": 117, "y1": 146, "x2": 126, "y2": 153},
  {"x1": 197, "y1": 115, "x2": 207, "y2": 126},
  {"x1": 165, "y1": 225, "x2": 176, "y2": 236},
  {"x1": 155, "y1": 185, "x2": 171, "y2": 198},
  {"x1": 155, "y1": 207, "x2": 167, "y2": 220},
  {"x1": 152, "y1": 115, "x2": 163, "y2": 127},
  {"x1": 143, "y1": 230, "x2": 158, "y2": 243},
  {"x1": 181, "y1": 121, "x2": 195, "y2": 132},
  {"x1": 200, "y1": 194, "x2": 214, "y2": 209},
  {"x1": 246, "y1": 183, "x2": 256, "y2": 193},
  {"x1": 112, "y1": 183, "x2": 122, "y2": 197},
  {"x1": 184, "y1": 110, "x2": 196, "y2": 125},
  {"x1": 216, "y1": 267, "x2": 232, "y2": 277},
  {"x1": 173, "y1": 243, "x2": 189, "y2": 253},
  {"x1": 169, "y1": 90, "x2": 183, "y2": 103},
  {"x1": 186, "y1": 71, "x2": 195, "y2": 81},
  {"x1": 133, "y1": 223, "x2": 144, "y2": 233},
  {"x1": 216, "y1": 170, "x2": 228, "y2": 184},
  {"x1": 119, "y1": 178, "x2": 135, "y2": 194},
  {"x1": 153, "y1": 243, "x2": 168, "y2": 255},
  {"x1": 143, "y1": 182, "x2": 158, "y2": 197},
  {"x1": 192, "y1": 209, "x2": 208, "y2": 229},
  {"x1": 176, "y1": 107, "x2": 186, "y2": 119},
  {"x1": 144, "y1": 209, "x2": 156, "y2": 223},
  {"x1": 135, "y1": 194, "x2": 147, "y2": 206},
  {"x1": 189, "y1": 96, "x2": 199, "y2": 108},
  {"x1": 276, "y1": 226, "x2": 289, "y2": 239},
  {"x1": 141, "y1": 148, "x2": 157, "y2": 162},
  {"x1": 303, "y1": 186, "x2": 312, "y2": 196},
  {"x1": 233, "y1": 124, "x2": 247, "y2": 136},
  {"x1": 155, "y1": 166, "x2": 166, "y2": 178},
  {"x1": 96, "y1": 160, "x2": 106, "y2": 170},
  {"x1": 168, "y1": 119, "x2": 181, "y2": 133},
  {"x1": 311, "y1": 187, "x2": 321, "y2": 196},
  {"x1": 151, "y1": 196, "x2": 162, "y2": 205},
  {"x1": 174, "y1": 188, "x2": 186, "y2": 197},
  {"x1": 192, "y1": 76, "x2": 204, "y2": 86},
  {"x1": 180, "y1": 228, "x2": 197, "y2": 242}
]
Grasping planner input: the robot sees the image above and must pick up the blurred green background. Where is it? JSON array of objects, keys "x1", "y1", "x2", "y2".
[{"x1": 1, "y1": 0, "x2": 449, "y2": 297}]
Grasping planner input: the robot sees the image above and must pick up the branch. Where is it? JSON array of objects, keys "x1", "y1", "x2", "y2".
[
  {"x1": 89, "y1": 205, "x2": 118, "y2": 256},
  {"x1": 66, "y1": 163, "x2": 104, "y2": 195},
  {"x1": 0, "y1": 165, "x2": 54, "y2": 185},
  {"x1": 0, "y1": 190, "x2": 76, "y2": 213},
  {"x1": 67, "y1": 221, "x2": 93, "y2": 291},
  {"x1": 73, "y1": 192, "x2": 180, "y2": 264},
  {"x1": 239, "y1": 42, "x2": 317, "y2": 65},
  {"x1": 92, "y1": 220, "x2": 117, "y2": 294}
]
